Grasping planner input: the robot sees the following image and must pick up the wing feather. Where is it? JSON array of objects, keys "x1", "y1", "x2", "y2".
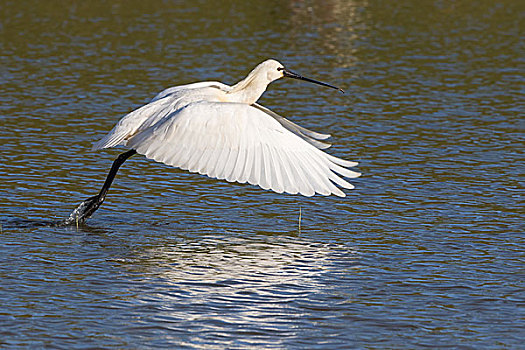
[
  {"x1": 165, "y1": 122, "x2": 191, "y2": 167},
  {"x1": 264, "y1": 143, "x2": 284, "y2": 194},
  {"x1": 293, "y1": 151, "x2": 316, "y2": 197},
  {"x1": 215, "y1": 139, "x2": 234, "y2": 180},
  {"x1": 297, "y1": 150, "x2": 336, "y2": 196},
  {"x1": 275, "y1": 150, "x2": 300, "y2": 195},
  {"x1": 204, "y1": 133, "x2": 225, "y2": 178},
  {"x1": 249, "y1": 142, "x2": 263, "y2": 187},
  {"x1": 327, "y1": 161, "x2": 361, "y2": 178},
  {"x1": 220, "y1": 113, "x2": 241, "y2": 181},
  {"x1": 172, "y1": 122, "x2": 196, "y2": 170},
  {"x1": 196, "y1": 122, "x2": 219, "y2": 174},
  {"x1": 238, "y1": 132, "x2": 253, "y2": 184},
  {"x1": 303, "y1": 151, "x2": 348, "y2": 196},
  {"x1": 259, "y1": 141, "x2": 271, "y2": 190},
  {"x1": 276, "y1": 148, "x2": 313, "y2": 197},
  {"x1": 265, "y1": 132, "x2": 296, "y2": 194},
  {"x1": 328, "y1": 172, "x2": 355, "y2": 190},
  {"x1": 229, "y1": 128, "x2": 248, "y2": 183},
  {"x1": 325, "y1": 153, "x2": 359, "y2": 167}
]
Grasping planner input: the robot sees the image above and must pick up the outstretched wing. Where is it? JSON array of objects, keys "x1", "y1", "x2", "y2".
[{"x1": 127, "y1": 101, "x2": 360, "y2": 197}]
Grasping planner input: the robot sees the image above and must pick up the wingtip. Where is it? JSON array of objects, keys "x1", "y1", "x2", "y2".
[
  {"x1": 334, "y1": 190, "x2": 347, "y2": 197},
  {"x1": 91, "y1": 140, "x2": 107, "y2": 152}
]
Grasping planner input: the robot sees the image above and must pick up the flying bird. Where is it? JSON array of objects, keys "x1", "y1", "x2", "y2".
[{"x1": 64, "y1": 59, "x2": 360, "y2": 224}]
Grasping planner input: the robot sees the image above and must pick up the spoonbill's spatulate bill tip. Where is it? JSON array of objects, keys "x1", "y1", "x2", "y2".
[{"x1": 64, "y1": 59, "x2": 359, "y2": 224}]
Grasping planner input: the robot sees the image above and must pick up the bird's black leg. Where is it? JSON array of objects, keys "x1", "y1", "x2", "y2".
[{"x1": 60, "y1": 149, "x2": 137, "y2": 226}]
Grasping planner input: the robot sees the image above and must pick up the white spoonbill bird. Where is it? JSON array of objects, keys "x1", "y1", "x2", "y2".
[{"x1": 64, "y1": 59, "x2": 360, "y2": 225}]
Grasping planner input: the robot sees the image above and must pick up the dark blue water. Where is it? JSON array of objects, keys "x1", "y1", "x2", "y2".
[{"x1": 1, "y1": 1, "x2": 523, "y2": 348}]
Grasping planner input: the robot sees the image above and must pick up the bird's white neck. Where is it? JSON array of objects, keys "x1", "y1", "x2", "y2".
[{"x1": 226, "y1": 72, "x2": 270, "y2": 104}]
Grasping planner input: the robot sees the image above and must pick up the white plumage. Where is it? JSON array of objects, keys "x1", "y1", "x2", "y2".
[{"x1": 93, "y1": 59, "x2": 360, "y2": 197}]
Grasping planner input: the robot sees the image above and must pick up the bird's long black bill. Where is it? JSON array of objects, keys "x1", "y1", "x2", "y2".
[{"x1": 283, "y1": 69, "x2": 344, "y2": 93}]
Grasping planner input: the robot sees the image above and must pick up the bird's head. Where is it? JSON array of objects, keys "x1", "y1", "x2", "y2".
[
  {"x1": 257, "y1": 59, "x2": 344, "y2": 93},
  {"x1": 228, "y1": 59, "x2": 344, "y2": 104}
]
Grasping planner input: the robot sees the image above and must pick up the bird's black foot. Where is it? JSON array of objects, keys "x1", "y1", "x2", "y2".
[
  {"x1": 58, "y1": 150, "x2": 136, "y2": 227},
  {"x1": 59, "y1": 195, "x2": 103, "y2": 226}
]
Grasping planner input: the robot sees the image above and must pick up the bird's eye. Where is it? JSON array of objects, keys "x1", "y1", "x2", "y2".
[{"x1": 277, "y1": 67, "x2": 284, "y2": 71}]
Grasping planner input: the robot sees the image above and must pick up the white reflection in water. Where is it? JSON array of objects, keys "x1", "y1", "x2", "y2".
[
  {"x1": 113, "y1": 233, "x2": 359, "y2": 334},
  {"x1": 125, "y1": 234, "x2": 357, "y2": 286}
]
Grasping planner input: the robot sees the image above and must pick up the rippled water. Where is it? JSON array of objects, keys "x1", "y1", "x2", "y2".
[{"x1": 1, "y1": 1, "x2": 523, "y2": 348}]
